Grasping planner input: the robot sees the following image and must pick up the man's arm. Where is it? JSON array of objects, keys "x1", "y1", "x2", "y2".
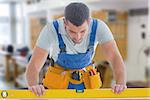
[
  {"x1": 25, "y1": 46, "x2": 48, "y2": 96},
  {"x1": 101, "y1": 40, "x2": 127, "y2": 93}
]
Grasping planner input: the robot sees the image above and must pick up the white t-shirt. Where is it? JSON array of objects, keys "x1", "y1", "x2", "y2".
[{"x1": 36, "y1": 18, "x2": 114, "y2": 62}]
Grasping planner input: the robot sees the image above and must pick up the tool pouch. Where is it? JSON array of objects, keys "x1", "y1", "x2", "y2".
[
  {"x1": 83, "y1": 69, "x2": 102, "y2": 89},
  {"x1": 89, "y1": 72, "x2": 102, "y2": 89},
  {"x1": 43, "y1": 66, "x2": 69, "y2": 89}
]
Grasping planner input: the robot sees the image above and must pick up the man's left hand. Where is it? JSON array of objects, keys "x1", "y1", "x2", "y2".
[{"x1": 112, "y1": 84, "x2": 127, "y2": 94}]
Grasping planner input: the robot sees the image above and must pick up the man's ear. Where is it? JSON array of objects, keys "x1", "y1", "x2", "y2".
[
  {"x1": 64, "y1": 19, "x2": 68, "y2": 25},
  {"x1": 64, "y1": 19, "x2": 67, "y2": 29},
  {"x1": 87, "y1": 18, "x2": 91, "y2": 25}
]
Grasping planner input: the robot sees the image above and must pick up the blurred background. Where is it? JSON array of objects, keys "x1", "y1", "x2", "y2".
[{"x1": 0, "y1": 0, "x2": 149, "y2": 90}]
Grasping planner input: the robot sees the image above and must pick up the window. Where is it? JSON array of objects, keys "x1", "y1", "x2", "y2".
[
  {"x1": 16, "y1": 3, "x2": 24, "y2": 45},
  {"x1": 0, "y1": 23, "x2": 10, "y2": 44},
  {"x1": 0, "y1": 4, "x2": 10, "y2": 44},
  {"x1": 0, "y1": 4, "x2": 10, "y2": 17}
]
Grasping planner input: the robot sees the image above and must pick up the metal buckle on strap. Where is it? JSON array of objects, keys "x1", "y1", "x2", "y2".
[
  {"x1": 88, "y1": 45, "x2": 94, "y2": 51},
  {"x1": 60, "y1": 47, "x2": 66, "y2": 53}
]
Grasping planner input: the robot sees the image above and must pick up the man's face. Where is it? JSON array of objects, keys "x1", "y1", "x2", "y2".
[{"x1": 64, "y1": 19, "x2": 90, "y2": 44}]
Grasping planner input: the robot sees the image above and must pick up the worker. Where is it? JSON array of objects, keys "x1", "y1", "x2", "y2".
[{"x1": 26, "y1": 2, "x2": 127, "y2": 96}]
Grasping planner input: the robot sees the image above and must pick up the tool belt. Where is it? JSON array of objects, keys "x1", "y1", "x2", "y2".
[{"x1": 43, "y1": 64, "x2": 102, "y2": 89}]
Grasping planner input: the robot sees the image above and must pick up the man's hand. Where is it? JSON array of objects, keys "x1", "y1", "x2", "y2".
[
  {"x1": 112, "y1": 84, "x2": 127, "y2": 94},
  {"x1": 28, "y1": 84, "x2": 46, "y2": 96}
]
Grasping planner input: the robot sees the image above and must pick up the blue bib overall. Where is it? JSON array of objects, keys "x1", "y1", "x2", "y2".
[{"x1": 53, "y1": 19, "x2": 98, "y2": 90}]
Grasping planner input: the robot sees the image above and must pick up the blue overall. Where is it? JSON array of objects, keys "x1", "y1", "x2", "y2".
[{"x1": 53, "y1": 19, "x2": 98, "y2": 90}]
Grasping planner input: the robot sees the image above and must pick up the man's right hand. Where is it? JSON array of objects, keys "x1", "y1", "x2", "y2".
[{"x1": 28, "y1": 84, "x2": 46, "y2": 96}]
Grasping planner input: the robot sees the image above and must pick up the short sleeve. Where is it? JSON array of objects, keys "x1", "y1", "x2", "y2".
[
  {"x1": 35, "y1": 22, "x2": 54, "y2": 52},
  {"x1": 96, "y1": 19, "x2": 114, "y2": 44}
]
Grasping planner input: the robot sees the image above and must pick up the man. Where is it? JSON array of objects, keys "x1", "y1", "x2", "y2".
[{"x1": 26, "y1": 2, "x2": 127, "y2": 96}]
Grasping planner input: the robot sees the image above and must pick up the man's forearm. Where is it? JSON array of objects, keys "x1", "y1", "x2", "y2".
[
  {"x1": 101, "y1": 40, "x2": 127, "y2": 93},
  {"x1": 26, "y1": 62, "x2": 40, "y2": 86},
  {"x1": 111, "y1": 53, "x2": 126, "y2": 84},
  {"x1": 25, "y1": 47, "x2": 48, "y2": 87}
]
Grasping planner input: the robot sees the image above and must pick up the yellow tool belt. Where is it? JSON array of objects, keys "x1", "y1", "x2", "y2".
[{"x1": 43, "y1": 64, "x2": 102, "y2": 89}]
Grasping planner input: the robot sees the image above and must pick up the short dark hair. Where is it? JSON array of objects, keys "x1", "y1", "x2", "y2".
[{"x1": 65, "y1": 2, "x2": 90, "y2": 26}]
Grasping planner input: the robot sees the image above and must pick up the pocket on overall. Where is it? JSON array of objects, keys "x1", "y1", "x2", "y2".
[
  {"x1": 43, "y1": 67, "x2": 69, "y2": 89},
  {"x1": 89, "y1": 72, "x2": 102, "y2": 89}
]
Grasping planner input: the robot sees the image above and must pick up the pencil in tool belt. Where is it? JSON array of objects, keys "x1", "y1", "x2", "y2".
[
  {"x1": 91, "y1": 69, "x2": 96, "y2": 75},
  {"x1": 89, "y1": 70, "x2": 93, "y2": 76},
  {"x1": 89, "y1": 69, "x2": 96, "y2": 76}
]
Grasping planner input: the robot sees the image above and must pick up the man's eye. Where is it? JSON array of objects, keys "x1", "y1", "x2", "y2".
[
  {"x1": 70, "y1": 31, "x2": 76, "y2": 34},
  {"x1": 81, "y1": 31, "x2": 85, "y2": 33}
]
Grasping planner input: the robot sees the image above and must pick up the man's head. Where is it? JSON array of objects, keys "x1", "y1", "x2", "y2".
[{"x1": 64, "y1": 2, "x2": 90, "y2": 44}]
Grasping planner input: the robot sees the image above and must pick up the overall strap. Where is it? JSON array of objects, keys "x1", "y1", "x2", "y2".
[
  {"x1": 88, "y1": 19, "x2": 98, "y2": 51},
  {"x1": 53, "y1": 20, "x2": 66, "y2": 53}
]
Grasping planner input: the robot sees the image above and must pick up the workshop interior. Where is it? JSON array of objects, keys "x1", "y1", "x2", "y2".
[{"x1": 0, "y1": 0, "x2": 149, "y2": 92}]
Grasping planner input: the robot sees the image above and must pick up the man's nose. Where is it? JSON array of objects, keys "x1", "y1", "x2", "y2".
[{"x1": 75, "y1": 33, "x2": 81, "y2": 40}]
